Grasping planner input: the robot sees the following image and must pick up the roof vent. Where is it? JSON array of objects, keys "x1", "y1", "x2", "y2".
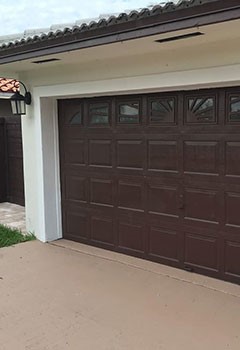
[
  {"x1": 155, "y1": 31, "x2": 204, "y2": 43},
  {"x1": 32, "y1": 58, "x2": 60, "y2": 64}
]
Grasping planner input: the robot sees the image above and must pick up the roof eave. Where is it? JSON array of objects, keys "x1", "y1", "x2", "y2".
[{"x1": 1, "y1": 0, "x2": 240, "y2": 65}]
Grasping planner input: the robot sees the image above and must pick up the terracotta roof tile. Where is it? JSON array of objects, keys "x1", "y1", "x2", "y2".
[
  {"x1": 0, "y1": 0, "x2": 219, "y2": 50},
  {"x1": 0, "y1": 78, "x2": 19, "y2": 93}
]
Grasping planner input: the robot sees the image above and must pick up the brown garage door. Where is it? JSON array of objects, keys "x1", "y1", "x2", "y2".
[{"x1": 58, "y1": 87, "x2": 240, "y2": 284}]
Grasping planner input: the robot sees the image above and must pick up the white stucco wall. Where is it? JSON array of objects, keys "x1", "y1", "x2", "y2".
[{"x1": 16, "y1": 26, "x2": 240, "y2": 242}]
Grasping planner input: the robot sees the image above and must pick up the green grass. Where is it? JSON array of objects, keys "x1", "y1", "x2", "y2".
[{"x1": 0, "y1": 224, "x2": 36, "y2": 248}]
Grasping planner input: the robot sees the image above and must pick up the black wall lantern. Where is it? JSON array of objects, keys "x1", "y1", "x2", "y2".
[{"x1": 10, "y1": 81, "x2": 31, "y2": 115}]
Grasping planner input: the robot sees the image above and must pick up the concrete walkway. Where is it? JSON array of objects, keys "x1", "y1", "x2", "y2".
[
  {"x1": 0, "y1": 202, "x2": 26, "y2": 232},
  {"x1": 0, "y1": 239, "x2": 240, "y2": 350}
]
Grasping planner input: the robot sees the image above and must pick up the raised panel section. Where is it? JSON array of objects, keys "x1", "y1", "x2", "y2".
[
  {"x1": 90, "y1": 179, "x2": 113, "y2": 207},
  {"x1": 89, "y1": 140, "x2": 112, "y2": 167},
  {"x1": 118, "y1": 222, "x2": 145, "y2": 254},
  {"x1": 90, "y1": 216, "x2": 114, "y2": 246},
  {"x1": 225, "y1": 192, "x2": 240, "y2": 227},
  {"x1": 184, "y1": 141, "x2": 219, "y2": 175},
  {"x1": 148, "y1": 227, "x2": 179, "y2": 262},
  {"x1": 117, "y1": 140, "x2": 143, "y2": 169},
  {"x1": 185, "y1": 233, "x2": 218, "y2": 271},
  {"x1": 65, "y1": 176, "x2": 87, "y2": 202},
  {"x1": 65, "y1": 211, "x2": 88, "y2": 240},
  {"x1": 148, "y1": 141, "x2": 178, "y2": 172},
  {"x1": 184, "y1": 188, "x2": 219, "y2": 224},
  {"x1": 148, "y1": 184, "x2": 178, "y2": 218},
  {"x1": 224, "y1": 241, "x2": 240, "y2": 277},
  {"x1": 118, "y1": 180, "x2": 144, "y2": 211},
  {"x1": 225, "y1": 142, "x2": 240, "y2": 177},
  {"x1": 64, "y1": 140, "x2": 85, "y2": 165}
]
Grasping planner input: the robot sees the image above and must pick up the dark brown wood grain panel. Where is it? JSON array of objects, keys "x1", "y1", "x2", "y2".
[{"x1": 58, "y1": 88, "x2": 240, "y2": 284}]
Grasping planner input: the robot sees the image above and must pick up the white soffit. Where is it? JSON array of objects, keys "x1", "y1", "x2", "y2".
[{"x1": 1, "y1": 18, "x2": 240, "y2": 73}]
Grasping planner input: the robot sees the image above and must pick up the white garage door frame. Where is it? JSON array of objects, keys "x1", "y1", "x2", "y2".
[{"x1": 22, "y1": 63, "x2": 240, "y2": 242}]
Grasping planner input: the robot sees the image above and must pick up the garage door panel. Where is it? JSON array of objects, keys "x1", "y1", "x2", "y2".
[
  {"x1": 117, "y1": 178, "x2": 144, "y2": 212},
  {"x1": 65, "y1": 175, "x2": 88, "y2": 203},
  {"x1": 147, "y1": 140, "x2": 179, "y2": 173},
  {"x1": 90, "y1": 216, "x2": 115, "y2": 247},
  {"x1": 147, "y1": 183, "x2": 179, "y2": 219},
  {"x1": 183, "y1": 187, "x2": 220, "y2": 226},
  {"x1": 225, "y1": 191, "x2": 240, "y2": 229},
  {"x1": 184, "y1": 232, "x2": 219, "y2": 272},
  {"x1": 89, "y1": 139, "x2": 113, "y2": 168},
  {"x1": 116, "y1": 139, "x2": 144, "y2": 170},
  {"x1": 117, "y1": 220, "x2": 146, "y2": 256},
  {"x1": 225, "y1": 141, "x2": 240, "y2": 178},
  {"x1": 90, "y1": 178, "x2": 114, "y2": 208},
  {"x1": 148, "y1": 226, "x2": 181, "y2": 263},
  {"x1": 224, "y1": 239, "x2": 240, "y2": 279},
  {"x1": 64, "y1": 139, "x2": 86, "y2": 165},
  {"x1": 183, "y1": 140, "x2": 220, "y2": 176},
  {"x1": 64, "y1": 209, "x2": 89, "y2": 241}
]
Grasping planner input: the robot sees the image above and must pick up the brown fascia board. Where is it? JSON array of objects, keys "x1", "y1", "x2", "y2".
[{"x1": 0, "y1": 0, "x2": 240, "y2": 65}]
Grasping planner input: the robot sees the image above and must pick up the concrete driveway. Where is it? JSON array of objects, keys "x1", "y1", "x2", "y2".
[{"x1": 1, "y1": 240, "x2": 240, "y2": 350}]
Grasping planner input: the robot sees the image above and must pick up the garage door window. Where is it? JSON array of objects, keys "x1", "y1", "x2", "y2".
[
  {"x1": 89, "y1": 103, "x2": 109, "y2": 125},
  {"x1": 149, "y1": 98, "x2": 175, "y2": 123},
  {"x1": 70, "y1": 111, "x2": 82, "y2": 125},
  {"x1": 229, "y1": 96, "x2": 240, "y2": 121},
  {"x1": 186, "y1": 96, "x2": 215, "y2": 123},
  {"x1": 118, "y1": 102, "x2": 140, "y2": 124}
]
